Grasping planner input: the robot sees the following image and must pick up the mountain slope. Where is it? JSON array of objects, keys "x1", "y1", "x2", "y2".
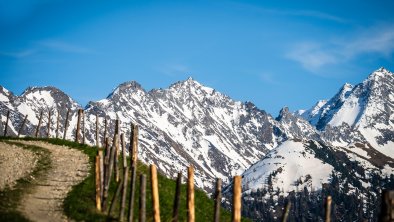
[
  {"x1": 2, "y1": 79, "x2": 311, "y2": 192},
  {"x1": 299, "y1": 67, "x2": 394, "y2": 157},
  {"x1": 238, "y1": 139, "x2": 394, "y2": 221},
  {"x1": 83, "y1": 78, "x2": 288, "y2": 191}
]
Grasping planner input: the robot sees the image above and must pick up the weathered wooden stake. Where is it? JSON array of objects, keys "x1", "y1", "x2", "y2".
[
  {"x1": 103, "y1": 135, "x2": 117, "y2": 211},
  {"x1": 56, "y1": 110, "x2": 60, "y2": 138},
  {"x1": 96, "y1": 113, "x2": 99, "y2": 147},
  {"x1": 35, "y1": 111, "x2": 43, "y2": 138},
  {"x1": 151, "y1": 165, "x2": 161, "y2": 222},
  {"x1": 115, "y1": 133, "x2": 120, "y2": 183},
  {"x1": 119, "y1": 167, "x2": 129, "y2": 221},
  {"x1": 82, "y1": 111, "x2": 85, "y2": 144},
  {"x1": 102, "y1": 137, "x2": 110, "y2": 211},
  {"x1": 18, "y1": 115, "x2": 28, "y2": 137},
  {"x1": 95, "y1": 155, "x2": 102, "y2": 211},
  {"x1": 214, "y1": 178, "x2": 222, "y2": 222},
  {"x1": 232, "y1": 176, "x2": 242, "y2": 222},
  {"x1": 139, "y1": 174, "x2": 146, "y2": 222},
  {"x1": 172, "y1": 172, "x2": 182, "y2": 222},
  {"x1": 99, "y1": 150, "x2": 104, "y2": 202},
  {"x1": 75, "y1": 109, "x2": 83, "y2": 143},
  {"x1": 108, "y1": 178, "x2": 123, "y2": 218},
  {"x1": 63, "y1": 109, "x2": 70, "y2": 140},
  {"x1": 187, "y1": 166, "x2": 195, "y2": 222},
  {"x1": 103, "y1": 117, "x2": 107, "y2": 147},
  {"x1": 128, "y1": 124, "x2": 139, "y2": 222},
  {"x1": 47, "y1": 110, "x2": 51, "y2": 138},
  {"x1": 121, "y1": 133, "x2": 127, "y2": 168},
  {"x1": 282, "y1": 201, "x2": 291, "y2": 222},
  {"x1": 380, "y1": 190, "x2": 394, "y2": 222},
  {"x1": 325, "y1": 195, "x2": 332, "y2": 222},
  {"x1": 3, "y1": 110, "x2": 10, "y2": 137}
]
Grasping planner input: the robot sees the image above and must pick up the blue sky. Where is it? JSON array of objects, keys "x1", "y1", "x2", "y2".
[{"x1": 1, "y1": 0, "x2": 393, "y2": 115}]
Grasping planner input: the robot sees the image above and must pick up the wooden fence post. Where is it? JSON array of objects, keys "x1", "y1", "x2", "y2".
[
  {"x1": 18, "y1": 115, "x2": 28, "y2": 137},
  {"x1": 120, "y1": 167, "x2": 129, "y2": 221},
  {"x1": 232, "y1": 176, "x2": 242, "y2": 222},
  {"x1": 47, "y1": 110, "x2": 51, "y2": 138},
  {"x1": 325, "y1": 196, "x2": 332, "y2": 222},
  {"x1": 3, "y1": 110, "x2": 10, "y2": 137},
  {"x1": 108, "y1": 178, "x2": 123, "y2": 218},
  {"x1": 214, "y1": 178, "x2": 222, "y2": 222},
  {"x1": 102, "y1": 137, "x2": 110, "y2": 211},
  {"x1": 96, "y1": 113, "x2": 99, "y2": 147},
  {"x1": 128, "y1": 124, "x2": 139, "y2": 222},
  {"x1": 35, "y1": 111, "x2": 43, "y2": 138},
  {"x1": 103, "y1": 135, "x2": 117, "y2": 211},
  {"x1": 151, "y1": 165, "x2": 160, "y2": 222},
  {"x1": 56, "y1": 110, "x2": 60, "y2": 138},
  {"x1": 282, "y1": 201, "x2": 291, "y2": 222},
  {"x1": 75, "y1": 109, "x2": 82, "y2": 143},
  {"x1": 139, "y1": 174, "x2": 146, "y2": 222},
  {"x1": 121, "y1": 133, "x2": 127, "y2": 168},
  {"x1": 96, "y1": 155, "x2": 102, "y2": 211},
  {"x1": 63, "y1": 109, "x2": 70, "y2": 140},
  {"x1": 172, "y1": 172, "x2": 182, "y2": 222},
  {"x1": 82, "y1": 111, "x2": 85, "y2": 144},
  {"x1": 380, "y1": 190, "x2": 394, "y2": 222},
  {"x1": 99, "y1": 150, "x2": 104, "y2": 203},
  {"x1": 115, "y1": 133, "x2": 120, "y2": 183},
  {"x1": 187, "y1": 166, "x2": 195, "y2": 222},
  {"x1": 103, "y1": 117, "x2": 107, "y2": 147}
]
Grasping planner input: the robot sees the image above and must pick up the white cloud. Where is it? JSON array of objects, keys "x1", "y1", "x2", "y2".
[
  {"x1": 230, "y1": 2, "x2": 349, "y2": 23},
  {"x1": 286, "y1": 24, "x2": 394, "y2": 72}
]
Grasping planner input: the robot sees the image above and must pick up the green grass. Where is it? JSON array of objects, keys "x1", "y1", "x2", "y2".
[
  {"x1": 0, "y1": 137, "x2": 52, "y2": 222},
  {"x1": 0, "y1": 137, "x2": 251, "y2": 222}
]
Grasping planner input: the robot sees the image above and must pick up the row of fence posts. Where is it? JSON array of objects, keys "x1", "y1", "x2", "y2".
[
  {"x1": 91, "y1": 117, "x2": 244, "y2": 222},
  {"x1": 2, "y1": 108, "x2": 73, "y2": 139},
  {"x1": 1, "y1": 108, "x2": 394, "y2": 221}
]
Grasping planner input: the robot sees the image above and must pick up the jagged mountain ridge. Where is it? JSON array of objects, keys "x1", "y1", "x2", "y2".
[
  {"x1": 237, "y1": 68, "x2": 394, "y2": 220},
  {"x1": 0, "y1": 78, "x2": 315, "y2": 192},
  {"x1": 298, "y1": 67, "x2": 394, "y2": 157}
]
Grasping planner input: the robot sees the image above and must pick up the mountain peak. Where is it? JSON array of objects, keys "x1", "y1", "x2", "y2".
[
  {"x1": 107, "y1": 81, "x2": 144, "y2": 99},
  {"x1": 368, "y1": 67, "x2": 393, "y2": 80},
  {"x1": 276, "y1": 106, "x2": 290, "y2": 121}
]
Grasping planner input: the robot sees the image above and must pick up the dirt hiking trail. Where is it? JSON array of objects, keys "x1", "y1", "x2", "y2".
[{"x1": 14, "y1": 141, "x2": 89, "y2": 222}]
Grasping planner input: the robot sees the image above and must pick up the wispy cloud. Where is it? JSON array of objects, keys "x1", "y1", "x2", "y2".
[
  {"x1": 263, "y1": 8, "x2": 348, "y2": 24},
  {"x1": 0, "y1": 40, "x2": 94, "y2": 59},
  {"x1": 0, "y1": 49, "x2": 36, "y2": 58},
  {"x1": 285, "y1": 25, "x2": 394, "y2": 72},
  {"x1": 231, "y1": 2, "x2": 349, "y2": 23},
  {"x1": 38, "y1": 40, "x2": 93, "y2": 54}
]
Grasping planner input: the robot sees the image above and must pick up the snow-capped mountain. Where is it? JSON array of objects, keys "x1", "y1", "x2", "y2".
[
  {"x1": 299, "y1": 67, "x2": 394, "y2": 157},
  {"x1": 82, "y1": 78, "x2": 290, "y2": 191},
  {"x1": 0, "y1": 86, "x2": 82, "y2": 138},
  {"x1": 1, "y1": 67, "x2": 393, "y2": 216},
  {"x1": 1, "y1": 78, "x2": 315, "y2": 192},
  {"x1": 238, "y1": 138, "x2": 394, "y2": 221},
  {"x1": 237, "y1": 68, "x2": 394, "y2": 220}
]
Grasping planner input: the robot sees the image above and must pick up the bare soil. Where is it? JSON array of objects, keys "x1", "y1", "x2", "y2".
[
  {"x1": 14, "y1": 141, "x2": 89, "y2": 222},
  {"x1": 0, "y1": 142, "x2": 38, "y2": 190}
]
